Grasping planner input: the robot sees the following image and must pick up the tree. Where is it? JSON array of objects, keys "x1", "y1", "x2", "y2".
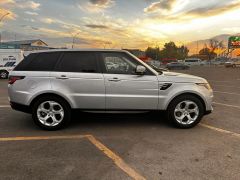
[
  {"x1": 203, "y1": 39, "x2": 225, "y2": 60},
  {"x1": 199, "y1": 47, "x2": 217, "y2": 60},
  {"x1": 159, "y1": 41, "x2": 189, "y2": 59},
  {"x1": 145, "y1": 47, "x2": 161, "y2": 60},
  {"x1": 145, "y1": 42, "x2": 189, "y2": 60}
]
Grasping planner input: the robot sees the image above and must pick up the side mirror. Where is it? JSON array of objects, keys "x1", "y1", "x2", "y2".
[{"x1": 135, "y1": 65, "x2": 146, "y2": 75}]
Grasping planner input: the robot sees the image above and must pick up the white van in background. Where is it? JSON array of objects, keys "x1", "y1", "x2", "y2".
[
  {"x1": 0, "y1": 49, "x2": 25, "y2": 79},
  {"x1": 184, "y1": 58, "x2": 202, "y2": 66}
]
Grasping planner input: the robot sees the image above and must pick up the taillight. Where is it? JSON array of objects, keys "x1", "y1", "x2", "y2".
[{"x1": 8, "y1": 76, "x2": 25, "y2": 85}]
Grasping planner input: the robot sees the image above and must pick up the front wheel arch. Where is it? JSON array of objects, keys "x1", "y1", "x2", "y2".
[{"x1": 166, "y1": 93, "x2": 206, "y2": 113}]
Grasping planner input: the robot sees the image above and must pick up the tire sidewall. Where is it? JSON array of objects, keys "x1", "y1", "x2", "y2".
[
  {"x1": 167, "y1": 95, "x2": 204, "y2": 128},
  {"x1": 32, "y1": 96, "x2": 71, "y2": 130}
]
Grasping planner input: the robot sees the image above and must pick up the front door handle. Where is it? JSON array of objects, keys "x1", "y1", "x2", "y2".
[
  {"x1": 56, "y1": 75, "x2": 69, "y2": 80},
  {"x1": 108, "y1": 77, "x2": 121, "y2": 82}
]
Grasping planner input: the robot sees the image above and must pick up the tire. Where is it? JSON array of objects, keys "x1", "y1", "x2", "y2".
[
  {"x1": 32, "y1": 96, "x2": 71, "y2": 130},
  {"x1": 232, "y1": 64, "x2": 236, "y2": 68},
  {"x1": 167, "y1": 95, "x2": 204, "y2": 128},
  {"x1": 0, "y1": 70, "x2": 9, "y2": 79}
]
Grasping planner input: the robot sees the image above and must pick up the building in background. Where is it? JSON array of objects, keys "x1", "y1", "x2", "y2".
[{"x1": 0, "y1": 39, "x2": 51, "y2": 51}]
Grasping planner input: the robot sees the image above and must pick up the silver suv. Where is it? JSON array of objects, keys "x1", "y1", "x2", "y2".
[{"x1": 8, "y1": 49, "x2": 213, "y2": 130}]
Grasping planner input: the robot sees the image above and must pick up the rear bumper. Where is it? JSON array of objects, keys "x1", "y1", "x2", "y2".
[{"x1": 10, "y1": 101, "x2": 31, "y2": 114}]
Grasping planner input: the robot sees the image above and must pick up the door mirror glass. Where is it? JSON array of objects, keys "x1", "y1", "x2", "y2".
[{"x1": 136, "y1": 65, "x2": 146, "y2": 74}]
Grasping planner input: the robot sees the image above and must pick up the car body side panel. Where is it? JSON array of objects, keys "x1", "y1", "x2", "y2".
[
  {"x1": 104, "y1": 74, "x2": 159, "y2": 110},
  {"x1": 50, "y1": 72, "x2": 105, "y2": 109}
]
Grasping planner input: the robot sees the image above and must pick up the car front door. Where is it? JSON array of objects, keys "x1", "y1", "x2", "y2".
[
  {"x1": 100, "y1": 52, "x2": 159, "y2": 110},
  {"x1": 51, "y1": 51, "x2": 105, "y2": 109}
]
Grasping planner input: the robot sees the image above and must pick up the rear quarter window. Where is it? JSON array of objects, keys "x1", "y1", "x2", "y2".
[{"x1": 14, "y1": 52, "x2": 61, "y2": 71}]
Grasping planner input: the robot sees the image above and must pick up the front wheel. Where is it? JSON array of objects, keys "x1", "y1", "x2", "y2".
[
  {"x1": 167, "y1": 95, "x2": 204, "y2": 128},
  {"x1": 32, "y1": 96, "x2": 71, "y2": 130}
]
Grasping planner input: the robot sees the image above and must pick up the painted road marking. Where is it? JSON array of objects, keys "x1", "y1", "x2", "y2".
[
  {"x1": 209, "y1": 80, "x2": 239, "y2": 83},
  {"x1": 0, "y1": 134, "x2": 145, "y2": 180},
  {"x1": 87, "y1": 135, "x2": 146, "y2": 180},
  {"x1": 213, "y1": 102, "x2": 240, "y2": 110},
  {"x1": 0, "y1": 105, "x2": 10, "y2": 108},
  {"x1": 0, "y1": 134, "x2": 88, "y2": 141},
  {"x1": 213, "y1": 84, "x2": 240, "y2": 89},
  {"x1": 214, "y1": 91, "x2": 240, "y2": 96},
  {"x1": 200, "y1": 124, "x2": 240, "y2": 139}
]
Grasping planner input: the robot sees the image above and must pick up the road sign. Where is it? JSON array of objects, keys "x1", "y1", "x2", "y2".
[{"x1": 228, "y1": 36, "x2": 240, "y2": 48}]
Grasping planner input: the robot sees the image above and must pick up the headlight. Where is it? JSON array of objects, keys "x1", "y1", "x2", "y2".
[{"x1": 196, "y1": 83, "x2": 212, "y2": 90}]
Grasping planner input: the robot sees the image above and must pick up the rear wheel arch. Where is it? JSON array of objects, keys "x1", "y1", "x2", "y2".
[{"x1": 30, "y1": 93, "x2": 72, "y2": 110}]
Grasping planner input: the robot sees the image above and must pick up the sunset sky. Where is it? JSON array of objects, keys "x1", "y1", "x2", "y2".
[{"x1": 1, "y1": 0, "x2": 240, "y2": 49}]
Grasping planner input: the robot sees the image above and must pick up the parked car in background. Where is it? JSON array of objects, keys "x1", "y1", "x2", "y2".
[
  {"x1": 232, "y1": 59, "x2": 240, "y2": 67},
  {"x1": 166, "y1": 62, "x2": 190, "y2": 70},
  {"x1": 213, "y1": 57, "x2": 229, "y2": 65},
  {"x1": 177, "y1": 60, "x2": 184, "y2": 63},
  {"x1": 8, "y1": 49, "x2": 213, "y2": 130},
  {"x1": 184, "y1": 58, "x2": 202, "y2": 66},
  {"x1": 146, "y1": 62, "x2": 168, "y2": 72},
  {"x1": 225, "y1": 59, "x2": 240, "y2": 68},
  {"x1": 0, "y1": 61, "x2": 17, "y2": 79}
]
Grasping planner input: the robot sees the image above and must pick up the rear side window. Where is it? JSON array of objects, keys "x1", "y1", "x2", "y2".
[
  {"x1": 57, "y1": 52, "x2": 98, "y2": 73},
  {"x1": 14, "y1": 52, "x2": 61, "y2": 71},
  {"x1": 14, "y1": 53, "x2": 38, "y2": 71}
]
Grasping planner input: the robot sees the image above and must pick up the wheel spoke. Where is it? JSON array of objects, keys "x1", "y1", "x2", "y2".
[{"x1": 186, "y1": 114, "x2": 194, "y2": 123}]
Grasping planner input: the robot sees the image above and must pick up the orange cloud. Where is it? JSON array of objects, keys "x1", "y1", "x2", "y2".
[{"x1": 0, "y1": 8, "x2": 16, "y2": 20}]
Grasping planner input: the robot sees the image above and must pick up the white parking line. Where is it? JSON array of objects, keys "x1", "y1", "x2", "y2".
[
  {"x1": 0, "y1": 105, "x2": 10, "y2": 108},
  {"x1": 200, "y1": 124, "x2": 240, "y2": 139},
  {"x1": 214, "y1": 91, "x2": 240, "y2": 96},
  {"x1": 213, "y1": 84, "x2": 240, "y2": 89},
  {"x1": 209, "y1": 80, "x2": 239, "y2": 83},
  {"x1": 213, "y1": 102, "x2": 240, "y2": 109}
]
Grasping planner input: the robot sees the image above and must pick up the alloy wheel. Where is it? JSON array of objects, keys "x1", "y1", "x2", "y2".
[
  {"x1": 37, "y1": 101, "x2": 64, "y2": 127},
  {"x1": 174, "y1": 100, "x2": 199, "y2": 125}
]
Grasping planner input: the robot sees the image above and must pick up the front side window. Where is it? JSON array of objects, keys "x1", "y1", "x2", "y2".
[
  {"x1": 101, "y1": 52, "x2": 139, "y2": 74},
  {"x1": 58, "y1": 52, "x2": 98, "y2": 73}
]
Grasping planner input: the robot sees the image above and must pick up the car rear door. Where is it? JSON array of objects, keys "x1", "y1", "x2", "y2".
[
  {"x1": 50, "y1": 51, "x2": 105, "y2": 109},
  {"x1": 99, "y1": 52, "x2": 159, "y2": 110}
]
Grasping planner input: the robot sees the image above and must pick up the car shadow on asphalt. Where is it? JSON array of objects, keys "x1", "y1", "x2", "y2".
[{"x1": 69, "y1": 111, "x2": 171, "y2": 129}]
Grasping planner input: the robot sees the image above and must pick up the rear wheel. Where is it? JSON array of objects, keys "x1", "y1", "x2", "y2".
[
  {"x1": 0, "y1": 70, "x2": 9, "y2": 79},
  {"x1": 32, "y1": 96, "x2": 71, "y2": 130},
  {"x1": 167, "y1": 95, "x2": 204, "y2": 128}
]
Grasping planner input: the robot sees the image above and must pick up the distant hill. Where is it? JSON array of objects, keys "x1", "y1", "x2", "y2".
[{"x1": 187, "y1": 33, "x2": 240, "y2": 57}]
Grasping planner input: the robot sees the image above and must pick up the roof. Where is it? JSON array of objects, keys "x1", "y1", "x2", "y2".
[
  {"x1": 29, "y1": 48, "x2": 127, "y2": 54},
  {"x1": 2, "y1": 39, "x2": 48, "y2": 46}
]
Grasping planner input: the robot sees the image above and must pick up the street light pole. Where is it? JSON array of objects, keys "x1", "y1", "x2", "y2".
[
  {"x1": 71, "y1": 32, "x2": 80, "y2": 49},
  {"x1": 0, "y1": 12, "x2": 10, "y2": 43}
]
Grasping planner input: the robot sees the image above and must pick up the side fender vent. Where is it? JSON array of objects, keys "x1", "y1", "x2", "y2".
[{"x1": 160, "y1": 83, "x2": 172, "y2": 90}]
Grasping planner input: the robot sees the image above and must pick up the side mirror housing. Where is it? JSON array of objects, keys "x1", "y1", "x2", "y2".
[{"x1": 135, "y1": 65, "x2": 146, "y2": 75}]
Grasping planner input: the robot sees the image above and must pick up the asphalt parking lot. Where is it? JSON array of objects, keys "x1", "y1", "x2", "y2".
[{"x1": 0, "y1": 66, "x2": 240, "y2": 180}]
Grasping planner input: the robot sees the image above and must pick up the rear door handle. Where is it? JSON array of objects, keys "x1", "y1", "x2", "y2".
[
  {"x1": 108, "y1": 77, "x2": 121, "y2": 82},
  {"x1": 56, "y1": 75, "x2": 69, "y2": 80}
]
